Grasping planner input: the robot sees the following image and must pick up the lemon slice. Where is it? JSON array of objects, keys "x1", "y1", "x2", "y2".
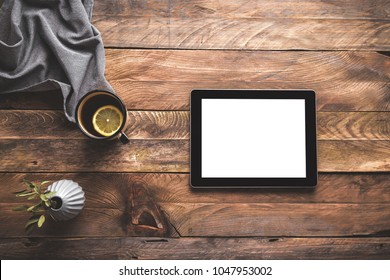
[{"x1": 92, "y1": 105, "x2": 123, "y2": 137}]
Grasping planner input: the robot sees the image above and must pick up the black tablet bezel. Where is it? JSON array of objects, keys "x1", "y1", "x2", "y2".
[{"x1": 190, "y1": 89, "x2": 317, "y2": 188}]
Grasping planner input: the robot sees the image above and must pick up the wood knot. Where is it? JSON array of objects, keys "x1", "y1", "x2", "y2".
[{"x1": 127, "y1": 180, "x2": 169, "y2": 237}]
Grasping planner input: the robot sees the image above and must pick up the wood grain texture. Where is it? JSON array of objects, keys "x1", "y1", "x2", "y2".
[
  {"x1": 166, "y1": 18, "x2": 390, "y2": 50},
  {"x1": 1, "y1": 173, "x2": 390, "y2": 205},
  {"x1": 0, "y1": 203, "x2": 179, "y2": 238},
  {"x1": 0, "y1": 174, "x2": 180, "y2": 238},
  {"x1": 94, "y1": 0, "x2": 169, "y2": 17},
  {"x1": 0, "y1": 205, "x2": 126, "y2": 237},
  {"x1": 317, "y1": 112, "x2": 390, "y2": 140},
  {"x1": 4, "y1": 200, "x2": 390, "y2": 237},
  {"x1": 94, "y1": 0, "x2": 390, "y2": 19},
  {"x1": 318, "y1": 141, "x2": 390, "y2": 172},
  {"x1": 169, "y1": 0, "x2": 390, "y2": 20},
  {"x1": 0, "y1": 174, "x2": 128, "y2": 209},
  {"x1": 92, "y1": 0, "x2": 390, "y2": 50},
  {"x1": 1, "y1": 110, "x2": 389, "y2": 140},
  {"x1": 0, "y1": 110, "x2": 190, "y2": 140},
  {"x1": 0, "y1": 174, "x2": 129, "y2": 237},
  {"x1": 0, "y1": 110, "x2": 80, "y2": 139},
  {"x1": 2, "y1": 173, "x2": 389, "y2": 238},
  {"x1": 2, "y1": 201, "x2": 390, "y2": 237},
  {"x1": 1, "y1": 237, "x2": 390, "y2": 259},
  {"x1": 104, "y1": 50, "x2": 389, "y2": 86},
  {"x1": 160, "y1": 203, "x2": 390, "y2": 236},
  {"x1": 104, "y1": 50, "x2": 389, "y2": 111},
  {"x1": 95, "y1": 16, "x2": 390, "y2": 50},
  {"x1": 94, "y1": 16, "x2": 170, "y2": 48},
  {"x1": 0, "y1": 139, "x2": 189, "y2": 172},
  {"x1": 0, "y1": 0, "x2": 389, "y2": 259},
  {"x1": 0, "y1": 139, "x2": 389, "y2": 172},
  {"x1": 116, "y1": 173, "x2": 390, "y2": 204},
  {"x1": 1, "y1": 51, "x2": 389, "y2": 111}
]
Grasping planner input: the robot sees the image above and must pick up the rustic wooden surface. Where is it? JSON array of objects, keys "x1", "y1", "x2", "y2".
[
  {"x1": 0, "y1": 0, "x2": 390, "y2": 259},
  {"x1": 93, "y1": 0, "x2": 390, "y2": 50},
  {"x1": 1, "y1": 237, "x2": 390, "y2": 260}
]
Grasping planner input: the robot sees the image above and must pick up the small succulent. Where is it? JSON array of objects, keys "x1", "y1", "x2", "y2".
[{"x1": 12, "y1": 179, "x2": 56, "y2": 233}]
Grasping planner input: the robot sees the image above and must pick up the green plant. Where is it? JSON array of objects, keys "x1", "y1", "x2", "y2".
[{"x1": 12, "y1": 179, "x2": 56, "y2": 233}]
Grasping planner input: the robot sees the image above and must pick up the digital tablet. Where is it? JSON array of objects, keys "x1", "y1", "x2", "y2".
[{"x1": 190, "y1": 89, "x2": 317, "y2": 188}]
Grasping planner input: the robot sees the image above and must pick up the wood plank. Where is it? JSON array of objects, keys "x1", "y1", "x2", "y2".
[
  {"x1": 1, "y1": 51, "x2": 389, "y2": 111},
  {"x1": 166, "y1": 18, "x2": 390, "y2": 51},
  {"x1": 1, "y1": 173, "x2": 390, "y2": 204},
  {"x1": 3, "y1": 173, "x2": 389, "y2": 237},
  {"x1": 0, "y1": 139, "x2": 389, "y2": 172},
  {"x1": 125, "y1": 173, "x2": 390, "y2": 204},
  {"x1": 0, "y1": 173, "x2": 180, "y2": 238},
  {"x1": 2, "y1": 81, "x2": 390, "y2": 113},
  {"x1": 0, "y1": 205, "x2": 126, "y2": 237},
  {"x1": 317, "y1": 112, "x2": 390, "y2": 140},
  {"x1": 110, "y1": 80, "x2": 390, "y2": 112},
  {"x1": 104, "y1": 50, "x2": 390, "y2": 111},
  {"x1": 105, "y1": 50, "x2": 389, "y2": 85},
  {"x1": 1, "y1": 110, "x2": 389, "y2": 140},
  {"x1": 94, "y1": 0, "x2": 169, "y2": 17},
  {"x1": 0, "y1": 110, "x2": 190, "y2": 140},
  {"x1": 2, "y1": 201, "x2": 390, "y2": 237},
  {"x1": 318, "y1": 141, "x2": 390, "y2": 172},
  {"x1": 94, "y1": 16, "x2": 170, "y2": 48},
  {"x1": 0, "y1": 204, "x2": 179, "y2": 238},
  {"x1": 160, "y1": 203, "x2": 390, "y2": 236},
  {"x1": 92, "y1": 1, "x2": 390, "y2": 50},
  {"x1": 0, "y1": 174, "x2": 128, "y2": 208},
  {"x1": 1, "y1": 237, "x2": 390, "y2": 259},
  {"x1": 0, "y1": 110, "x2": 80, "y2": 139},
  {"x1": 94, "y1": 0, "x2": 390, "y2": 19},
  {"x1": 0, "y1": 139, "x2": 189, "y2": 172},
  {"x1": 169, "y1": 0, "x2": 390, "y2": 20}
]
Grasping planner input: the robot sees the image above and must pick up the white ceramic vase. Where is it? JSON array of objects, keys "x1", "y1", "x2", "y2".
[{"x1": 47, "y1": 179, "x2": 85, "y2": 221}]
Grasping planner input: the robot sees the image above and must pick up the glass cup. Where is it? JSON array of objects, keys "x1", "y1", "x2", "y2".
[{"x1": 76, "y1": 90, "x2": 129, "y2": 144}]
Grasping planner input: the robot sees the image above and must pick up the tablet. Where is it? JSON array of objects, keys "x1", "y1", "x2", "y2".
[{"x1": 190, "y1": 89, "x2": 317, "y2": 188}]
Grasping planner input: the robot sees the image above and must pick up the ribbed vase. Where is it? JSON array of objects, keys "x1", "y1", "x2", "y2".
[{"x1": 47, "y1": 179, "x2": 85, "y2": 221}]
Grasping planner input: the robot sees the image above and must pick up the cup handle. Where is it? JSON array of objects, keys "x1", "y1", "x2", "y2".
[{"x1": 119, "y1": 132, "x2": 130, "y2": 144}]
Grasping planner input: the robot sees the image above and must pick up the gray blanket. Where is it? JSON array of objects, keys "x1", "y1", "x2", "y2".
[{"x1": 0, "y1": 0, "x2": 113, "y2": 122}]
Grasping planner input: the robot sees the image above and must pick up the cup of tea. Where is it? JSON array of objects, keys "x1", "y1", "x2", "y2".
[{"x1": 76, "y1": 90, "x2": 129, "y2": 144}]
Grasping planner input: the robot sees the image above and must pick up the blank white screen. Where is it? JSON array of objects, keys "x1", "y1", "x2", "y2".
[{"x1": 201, "y1": 99, "x2": 306, "y2": 178}]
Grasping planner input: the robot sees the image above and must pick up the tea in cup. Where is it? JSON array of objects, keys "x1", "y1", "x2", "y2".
[{"x1": 76, "y1": 90, "x2": 129, "y2": 143}]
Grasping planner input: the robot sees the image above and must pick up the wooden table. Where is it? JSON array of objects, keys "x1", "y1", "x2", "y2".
[{"x1": 0, "y1": 0, "x2": 390, "y2": 259}]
